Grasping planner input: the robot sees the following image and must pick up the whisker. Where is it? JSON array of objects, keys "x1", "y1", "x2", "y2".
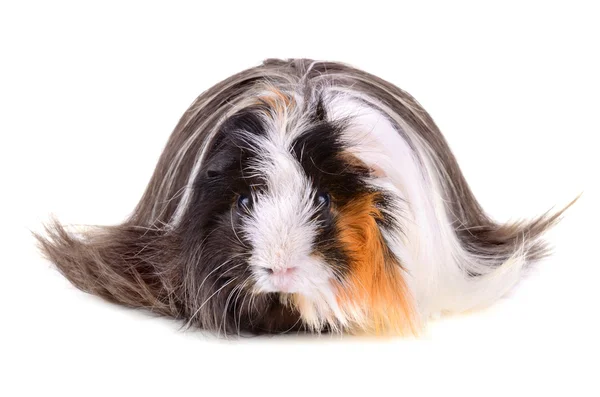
[
  {"x1": 186, "y1": 277, "x2": 238, "y2": 327},
  {"x1": 229, "y1": 206, "x2": 248, "y2": 248}
]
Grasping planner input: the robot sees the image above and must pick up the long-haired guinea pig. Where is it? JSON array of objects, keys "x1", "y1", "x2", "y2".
[{"x1": 36, "y1": 58, "x2": 576, "y2": 336}]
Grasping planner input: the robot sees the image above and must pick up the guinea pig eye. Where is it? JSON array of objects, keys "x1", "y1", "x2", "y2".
[
  {"x1": 237, "y1": 194, "x2": 253, "y2": 211},
  {"x1": 316, "y1": 191, "x2": 331, "y2": 208}
]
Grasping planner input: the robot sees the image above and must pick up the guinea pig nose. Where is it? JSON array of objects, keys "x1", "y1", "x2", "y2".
[{"x1": 268, "y1": 267, "x2": 296, "y2": 276}]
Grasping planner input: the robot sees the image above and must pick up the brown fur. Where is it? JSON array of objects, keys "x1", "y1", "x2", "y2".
[{"x1": 35, "y1": 221, "x2": 183, "y2": 317}]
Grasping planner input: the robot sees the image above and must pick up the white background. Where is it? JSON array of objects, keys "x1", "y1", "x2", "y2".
[{"x1": 1, "y1": 1, "x2": 598, "y2": 396}]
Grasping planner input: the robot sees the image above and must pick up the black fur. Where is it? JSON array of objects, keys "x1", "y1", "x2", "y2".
[{"x1": 176, "y1": 109, "x2": 386, "y2": 333}]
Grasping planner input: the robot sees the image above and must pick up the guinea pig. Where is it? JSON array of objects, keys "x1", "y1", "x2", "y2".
[{"x1": 36, "y1": 58, "x2": 575, "y2": 336}]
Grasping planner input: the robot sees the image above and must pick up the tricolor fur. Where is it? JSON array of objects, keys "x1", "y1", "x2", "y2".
[{"x1": 36, "y1": 59, "x2": 574, "y2": 336}]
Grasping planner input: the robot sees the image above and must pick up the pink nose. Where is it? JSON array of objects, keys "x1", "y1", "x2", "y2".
[
  {"x1": 269, "y1": 267, "x2": 296, "y2": 276},
  {"x1": 268, "y1": 267, "x2": 297, "y2": 293}
]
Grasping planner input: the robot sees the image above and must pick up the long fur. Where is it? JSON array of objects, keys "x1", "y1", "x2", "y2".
[{"x1": 36, "y1": 58, "x2": 576, "y2": 335}]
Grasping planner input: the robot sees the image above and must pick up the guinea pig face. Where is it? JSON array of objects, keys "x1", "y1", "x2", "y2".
[
  {"x1": 219, "y1": 114, "x2": 341, "y2": 297},
  {"x1": 185, "y1": 100, "x2": 401, "y2": 332}
]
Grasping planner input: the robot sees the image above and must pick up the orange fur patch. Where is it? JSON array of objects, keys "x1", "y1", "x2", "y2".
[
  {"x1": 257, "y1": 87, "x2": 293, "y2": 118},
  {"x1": 335, "y1": 192, "x2": 417, "y2": 335}
]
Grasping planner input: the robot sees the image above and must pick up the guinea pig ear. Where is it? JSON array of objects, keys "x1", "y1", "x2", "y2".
[
  {"x1": 204, "y1": 155, "x2": 234, "y2": 178},
  {"x1": 203, "y1": 145, "x2": 240, "y2": 178},
  {"x1": 339, "y1": 150, "x2": 387, "y2": 178}
]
